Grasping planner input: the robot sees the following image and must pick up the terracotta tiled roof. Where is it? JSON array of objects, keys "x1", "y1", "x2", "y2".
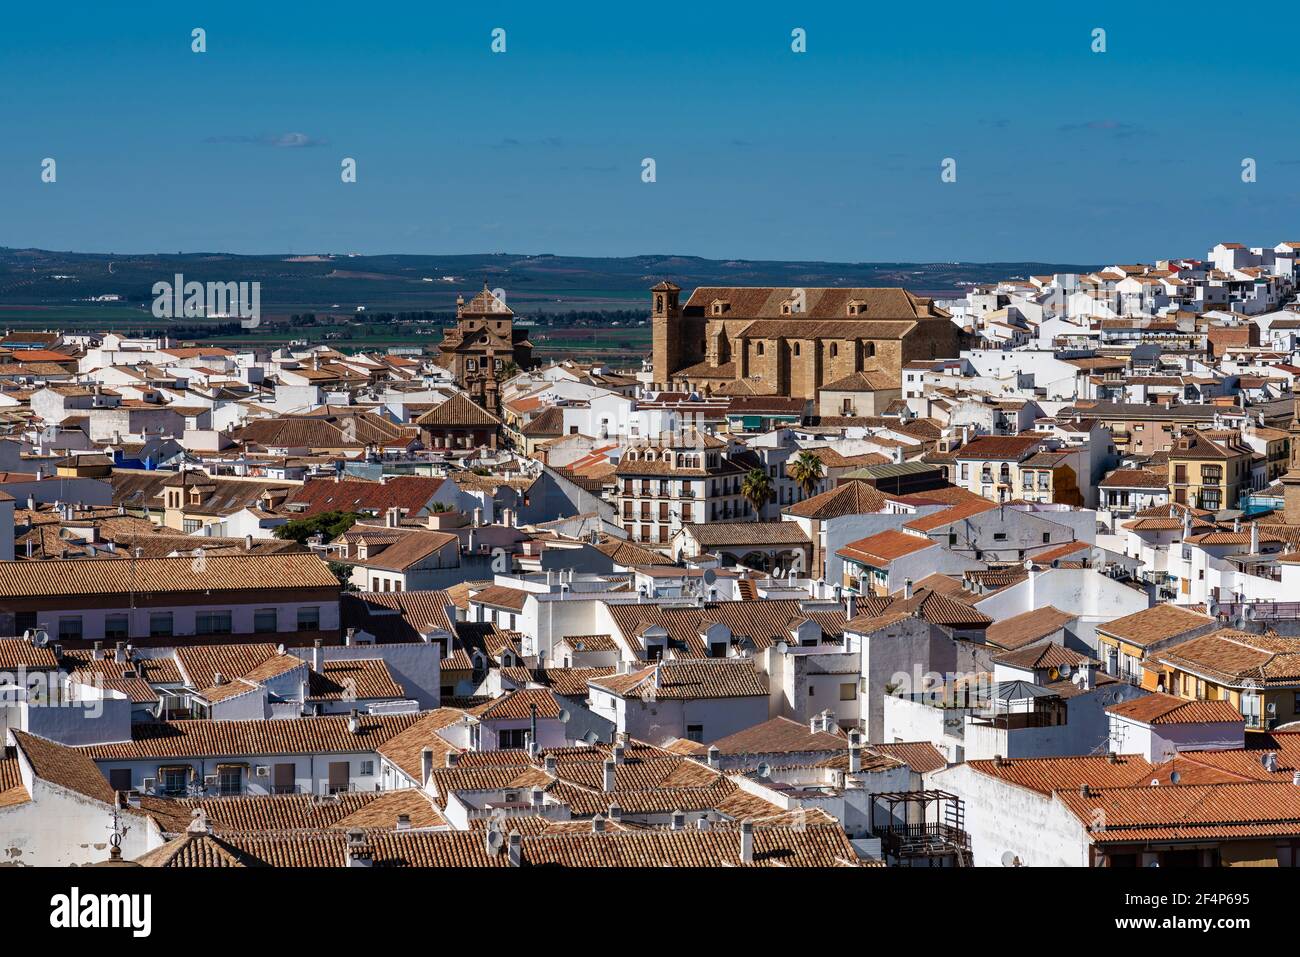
[
  {"x1": 308, "y1": 659, "x2": 406, "y2": 701},
  {"x1": 871, "y1": 741, "x2": 947, "y2": 774},
  {"x1": 1154, "y1": 629, "x2": 1300, "y2": 687},
  {"x1": 994, "y1": 643, "x2": 1095, "y2": 670},
  {"x1": 468, "y1": 583, "x2": 530, "y2": 612},
  {"x1": 0, "y1": 637, "x2": 58, "y2": 670},
  {"x1": 80, "y1": 712, "x2": 423, "y2": 761},
  {"x1": 282, "y1": 476, "x2": 449, "y2": 518},
  {"x1": 1097, "y1": 604, "x2": 1215, "y2": 649},
  {"x1": 952, "y1": 434, "x2": 1042, "y2": 460},
  {"x1": 984, "y1": 606, "x2": 1076, "y2": 651},
  {"x1": 902, "y1": 499, "x2": 998, "y2": 532},
  {"x1": 837, "y1": 529, "x2": 934, "y2": 566},
  {"x1": 1106, "y1": 691, "x2": 1244, "y2": 725},
  {"x1": 1059, "y1": 781, "x2": 1300, "y2": 844},
  {"x1": 468, "y1": 687, "x2": 564, "y2": 721},
  {"x1": 137, "y1": 820, "x2": 858, "y2": 867},
  {"x1": 709, "y1": 716, "x2": 845, "y2": 755},
  {"x1": 12, "y1": 729, "x2": 118, "y2": 805},
  {"x1": 415, "y1": 392, "x2": 502, "y2": 428},
  {"x1": 783, "y1": 481, "x2": 889, "y2": 519},
  {"x1": 967, "y1": 754, "x2": 1157, "y2": 795},
  {"x1": 682, "y1": 521, "x2": 810, "y2": 547},
  {"x1": 1099, "y1": 468, "x2": 1169, "y2": 489},
  {"x1": 0, "y1": 555, "x2": 339, "y2": 599},
  {"x1": 590, "y1": 659, "x2": 768, "y2": 700}
]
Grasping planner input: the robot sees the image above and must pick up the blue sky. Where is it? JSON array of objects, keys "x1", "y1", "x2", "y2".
[{"x1": 2, "y1": 0, "x2": 1297, "y2": 263}]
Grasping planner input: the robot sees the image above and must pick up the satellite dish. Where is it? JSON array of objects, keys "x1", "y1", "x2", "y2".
[
  {"x1": 1000, "y1": 851, "x2": 1020, "y2": 867},
  {"x1": 583, "y1": 730, "x2": 598, "y2": 745},
  {"x1": 1048, "y1": 667, "x2": 1060, "y2": 681},
  {"x1": 757, "y1": 762, "x2": 772, "y2": 779},
  {"x1": 1150, "y1": 779, "x2": 1160, "y2": 787},
  {"x1": 1058, "y1": 663, "x2": 1071, "y2": 678},
  {"x1": 1169, "y1": 771, "x2": 1181, "y2": 784},
  {"x1": 1023, "y1": 558, "x2": 1034, "y2": 572},
  {"x1": 558, "y1": 708, "x2": 571, "y2": 724},
  {"x1": 1071, "y1": 671, "x2": 1083, "y2": 685},
  {"x1": 702, "y1": 568, "x2": 717, "y2": 587},
  {"x1": 485, "y1": 829, "x2": 503, "y2": 850}
]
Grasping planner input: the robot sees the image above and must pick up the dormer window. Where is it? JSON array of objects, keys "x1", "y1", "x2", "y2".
[
  {"x1": 847, "y1": 299, "x2": 866, "y2": 316},
  {"x1": 711, "y1": 299, "x2": 730, "y2": 316}
]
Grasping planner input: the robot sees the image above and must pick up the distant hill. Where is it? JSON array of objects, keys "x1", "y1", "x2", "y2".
[{"x1": 0, "y1": 248, "x2": 1100, "y2": 313}]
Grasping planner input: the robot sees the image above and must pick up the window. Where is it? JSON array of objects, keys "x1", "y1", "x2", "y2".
[
  {"x1": 161, "y1": 767, "x2": 190, "y2": 796},
  {"x1": 104, "y1": 615, "x2": 129, "y2": 640},
  {"x1": 195, "y1": 610, "x2": 232, "y2": 635},
  {"x1": 297, "y1": 606, "x2": 321, "y2": 632},
  {"x1": 58, "y1": 616, "x2": 82, "y2": 641},
  {"x1": 150, "y1": 612, "x2": 173, "y2": 638},
  {"x1": 254, "y1": 608, "x2": 277, "y2": 633},
  {"x1": 217, "y1": 766, "x2": 242, "y2": 796},
  {"x1": 109, "y1": 769, "x2": 132, "y2": 792},
  {"x1": 840, "y1": 682, "x2": 857, "y2": 701},
  {"x1": 710, "y1": 642, "x2": 727, "y2": 658},
  {"x1": 686, "y1": 725, "x2": 704, "y2": 743},
  {"x1": 182, "y1": 519, "x2": 202, "y2": 534},
  {"x1": 993, "y1": 532, "x2": 1007, "y2": 542},
  {"x1": 327, "y1": 761, "x2": 350, "y2": 794},
  {"x1": 498, "y1": 728, "x2": 527, "y2": 749},
  {"x1": 360, "y1": 760, "x2": 375, "y2": 776}
]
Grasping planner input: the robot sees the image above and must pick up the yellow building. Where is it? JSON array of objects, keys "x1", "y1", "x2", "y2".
[
  {"x1": 1151, "y1": 629, "x2": 1300, "y2": 731},
  {"x1": 1094, "y1": 604, "x2": 1218, "y2": 688},
  {"x1": 1167, "y1": 429, "x2": 1254, "y2": 512}
]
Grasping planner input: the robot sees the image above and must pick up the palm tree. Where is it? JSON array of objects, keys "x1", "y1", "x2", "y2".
[
  {"x1": 740, "y1": 468, "x2": 773, "y2": 520},
  {"x1": 789, "y1": 450, "x2": 825, "y2": 501}
]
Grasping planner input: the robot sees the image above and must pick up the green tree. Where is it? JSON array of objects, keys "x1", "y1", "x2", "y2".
[
  {"x1": 273, "y1": 510, "x2": 360, "y2": 546},
  {"x1": 789, "y1": 451, "x2": 825, "y2": 501},
  {"x1": 740, "y1": 468, "x2": 773, "y2": 519}
]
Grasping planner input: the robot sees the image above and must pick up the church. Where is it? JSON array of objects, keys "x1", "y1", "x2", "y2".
[
  {"x1": 649, "y1": 281, "x2": 964, "y2": 401},
  {"x1": 434, "y1": 283, "x2": 534, "y2": 410}
]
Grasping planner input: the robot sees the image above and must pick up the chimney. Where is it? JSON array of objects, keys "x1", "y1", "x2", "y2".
[
  {"x1": 396, "y1": 814, "x2": 411, "y2": 830},
  {"x1": 1251, "y1": 521, "x2": 1259, "y2": 553},
  {"x1": 904, "y1": 579, "x2": 913, "y2": 600},
  {"x1": 446, "y1": 751, "x2": 459, "y2": 768},
  {"x1": 312, "y1": 639, "x2": 322, "y2": 673},
  {"x1": 845, "y1": 594, "x2": 856, "y2": 621},
  {"x1": 602, "y1": 758, "x2": 616, "y2": 792},
  {"x1": 810, "y1": 715, "x2": 821, "y2": 734},
  {"x1": 212, "y1": 672, "x2": 225, "y2": 686},
  {"x1": 848, "y1": 745, "x2": 862, "y2": 774},
  {"x1": 507, "y1": 830, "x2": 522, "y2": 867},
  {"x1": 386, "y1": 506, "x2": 400, "y2": 528},
  {"x1": 608, "y1": 803, "x2": 622, "y2": 823},
  {"x1": 706, "y1": 745, "x2": 720, "y2": 770},
  {"x1": 670, "y1": 809, "x2": 685, "y2": 831},
  {"x1": 244, "y1": 534, "x2": 253, "y2": 551},
  {"x1": 696, "y1": 817, "x2": 711, "y2": 831},
  {"x1": 114, "y1": 641, "x2": 125, "y2": 664},
  {"x1": 739, "y1": 820, "x2": 754, "y2": 864},
  {"x1": 345, "y1": 829, "x2": 372, "y2": 867},
  {"x1": 591, "y1": 814, "x2": 607, "y2": 833},
  {"x1": 544, "y1": 754, "x2": 557, "y2": 775},
  {"x1": 472, "y1": 507, "x2": 482, "y2": 528},
  {"x1": 420, "y1": 747, "x2": 433, "y2": 787},
  {"x1": 612, "y1": 744, "x2": 626, "y2": 765},
  {"x1": 348, "y1": 710, "x2": 361, "y2": 734},
  {"x1": 1079, "y1": 783, "x2": 1092, "y2": 798}
]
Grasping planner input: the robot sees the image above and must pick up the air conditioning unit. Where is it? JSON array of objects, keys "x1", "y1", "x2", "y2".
[
  {"x1": 203, "y1": 775, "x2": 218, "y2": 788},
  {"x1": 255, "y1": 766, "x2": 270, "y2": 778},
  {"x1": 141, "y1": 777, "x2": 155, "y2": 794}
]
